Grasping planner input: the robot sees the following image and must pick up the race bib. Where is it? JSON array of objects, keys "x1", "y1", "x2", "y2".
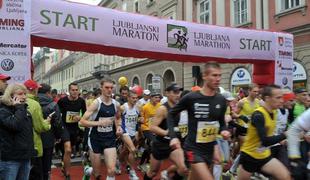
[
  {"x1": 178, "y1": 124, "x2": 188, "y2": 138},
  {"x1": 66, "y1": 111, "x2": 79, "y2": 123},
  {"x1": 97, "y1": 117, "x2": 114, "y2": 133},
  {"x1": 196, "y1": 121, "x2": 219, "y2": 143}
]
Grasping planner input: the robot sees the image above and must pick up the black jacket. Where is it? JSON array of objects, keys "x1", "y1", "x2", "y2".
[
  {"x1": 37, "y1": 93, "x2": 63, "y2": 148},
  {"x1": 0, "y1": 103, "x2": 36, "y2": 161}
]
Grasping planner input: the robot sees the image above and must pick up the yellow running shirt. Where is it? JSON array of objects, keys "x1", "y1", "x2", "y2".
[
  {"x1": 241, "y1": 107, "x2": 277, "y2": 159},
  {"x1": 238, "y1": 98, "x2": 261, "y2": 127},
  {"x1": 141, "y1": 102, "x2": 161, "y2": 131}
]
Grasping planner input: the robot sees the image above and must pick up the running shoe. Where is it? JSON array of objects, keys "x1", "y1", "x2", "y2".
[
  {"x1": 129, "y1": 170, "x2": 139, "y2": 180},
  {"x1": 160, "y1": 170, "x2": 169, "y2": 180}
]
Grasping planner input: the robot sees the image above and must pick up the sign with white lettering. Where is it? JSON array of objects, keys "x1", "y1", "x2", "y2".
[
  {"x1": 231, "y1": 67, "x2": 252, "y2": 86},
  {"x1": 293, "y1": 62, "x2": 307, "y2": 81}
]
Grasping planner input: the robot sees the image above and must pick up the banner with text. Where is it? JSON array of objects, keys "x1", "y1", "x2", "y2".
[
  {"x1": 274, "y1": 34, "x2": 294, "y2": 89},
  {"x1": 0, "y1": 0, "x2": 31, "y2": 83},
  {"x1": 31, "y1": 0, "x2": 293, "y2": 62}
]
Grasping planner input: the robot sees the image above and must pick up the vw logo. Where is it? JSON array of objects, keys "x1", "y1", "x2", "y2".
[
  {"x1": 1, "y1": 59, "x2": 14, "y2": 71},
  {"x1": 282, "y1": 77, "x2": 288, "y2": 85},
  {"x1": 293, "y1": 64, "x2": 297, "y2": 72},
  {"x1": 237, "y1": 70, "x2": 245, "y2": 78}
]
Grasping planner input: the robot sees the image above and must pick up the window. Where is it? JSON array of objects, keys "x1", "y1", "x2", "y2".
[
  {"x1": 122, "y1": 2, "x2": 127, "y2": 11},
  {"x1": 198, "y1": 0, "x2": 211, "y2": 24},
  {"x1": 146, "y1": 74, "x2": 153, "y2": 91},
  {"x1": 134, "y1": 0, "x2": 139, "y2": 13},
  {"x1": 281, "y1": 0, "x2": 300, "y2": 10},
  {"x1": 233, "y1": 0, "x2": 248, "y2": 25},
  {"x1": 132, "y1": 77, "x2": 140, "y2": 86}
]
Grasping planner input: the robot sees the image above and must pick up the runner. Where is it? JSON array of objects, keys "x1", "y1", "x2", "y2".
[
  {"x1": 119, "y1": 90, "x2": 141, "y2": 180},
  {"x1": 237, "y1": 85, "x2": 290, "y2": 180},
  {"x1": 137, "y1": 90, "x2": 151, "y2": 107},
  {"x1": 57, "y1": 82, "x2": 86, "y2": 179},
  {"x1": 144, "y1": 83, "x2": 187, "y2": 180},
  {"x1": 80, "y1": 78, "x2": 122, "y2": 180},
  {"x1": 288, "y1": 107, "x2": 310, "y2": 180},
  {"x1": 168, "y1": 62, "x2": 230, "y2": 180},
  {"x1": 270, "y1": 91, "x2": 295, "y2": 169},
  {"x1": 229, "y1": 84, "x2": 263, "y2": 175},
  {"x1": 139, "y1": 92, "x2": 161, "y2": 171}
]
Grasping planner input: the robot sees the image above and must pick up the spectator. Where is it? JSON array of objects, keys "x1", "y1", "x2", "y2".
[
  {"x1": 0, "y1": 73, "x2": 11, "y2": 96},
  {"x1": 0, "y1": 83, "x2": 36, "y2": 180}
]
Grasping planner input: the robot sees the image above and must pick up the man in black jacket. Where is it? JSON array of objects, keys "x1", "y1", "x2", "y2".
[{"x1": 38, "y1": 83, "x2": 63, "y2": 180}]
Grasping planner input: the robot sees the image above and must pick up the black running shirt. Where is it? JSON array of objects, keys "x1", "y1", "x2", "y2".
[{"x1": 168, "y1": 91, "x2": 227, "y2": 152}]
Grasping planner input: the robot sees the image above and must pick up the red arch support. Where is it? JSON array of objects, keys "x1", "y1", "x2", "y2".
[{"x1": 252, "y1": 61, "x2": 275, "y2": 86}]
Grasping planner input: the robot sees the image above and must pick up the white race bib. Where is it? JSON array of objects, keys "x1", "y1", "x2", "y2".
[{"x1": 97, "y1": 117, "x2": 114, "y2": 133}]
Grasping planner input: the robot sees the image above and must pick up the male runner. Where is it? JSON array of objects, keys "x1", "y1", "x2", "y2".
[
  {"x1": 58, "y1": 83, "x2": 86, "y2": 179},
  {"x1": 139, "y1": 92, "x2": 161, "y2": 170},
  {"x1": 168, "y1": 62, "x2": 230, "y2": 180},
  {"x1": 120, "y1": 90, "x2": 141, "y2": 180},
  {"x1": 80, "y1": 78, "x2": 122, "y2": 180},
  {"x1": 144, "y1": 83, "x2": 187, "y2": 180},
  {"x1": 237, "y1": 85, "x2": 290, "y2": 180}
]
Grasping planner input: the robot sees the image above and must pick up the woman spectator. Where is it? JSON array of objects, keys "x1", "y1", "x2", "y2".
[{"x1": 0, "y1": 84, "x2": 36, "y2": 180}]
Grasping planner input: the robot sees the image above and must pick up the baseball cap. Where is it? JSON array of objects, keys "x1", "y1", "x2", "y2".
[
  {"x1": 294, "y1": 88, "x2": 307, "y2": 94},
  {"x1": 283, "y1": 92, "x2": 295, "y2": 102},
  {"x1": 82, "y1": 89, "x2": 88, "y2": 95},
  {"x1": 0, "y1": 73, "x2": 11, "y2": 80},
  {"x1": 24, "y1": 79, "x2": 41, "y2": 90},
  {"x1": 221, "y1": 91, "x2": 235, "y2": 101},
  {"x1": 165, "y1": 83, "x2": 183, "y2": 91},
  {"x1": 150, "y1": 91, "x2": 161, "y2": 97},
  {"x1": 143, "y1": 89, "x2": 151, "y2": 96}
]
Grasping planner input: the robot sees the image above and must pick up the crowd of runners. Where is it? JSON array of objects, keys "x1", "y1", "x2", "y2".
[{"x1": 0, "y1": 62, "x2": 309, "y2": 180}]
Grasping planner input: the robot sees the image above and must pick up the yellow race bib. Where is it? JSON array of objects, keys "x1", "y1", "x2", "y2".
[
  {"x1": 196, "y1": 121, "x2": 219, "y2": 143},
  {"x1": 66, "y1": 111, "x2": 79, "y2": 123},
  {"x1": 178, "y1": 124, "x2": 188, "y2": 138}
]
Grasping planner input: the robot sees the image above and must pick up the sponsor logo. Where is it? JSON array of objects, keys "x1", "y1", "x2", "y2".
[
  {"x1": 282, "y1": 77, "x2": 288, "y2": 85},
  {"x1": 0, "y1": 50, "x2": 27, "y2": 56},
  {"x1": 6, "y1": 0, "x2": 27, "y2": 14},
  {"x1": 11, "y1": 75, "x2": 26, "y2": 81},
  {"x1": 284, "y1": 37, "x2": 293, "y2": 48},
  {"x1": 237, "y1": 69, "x2": 245, "y2": 78},
  {"x1": 1, "y1": 58, "x2": 14, "y2": 71},
  {"x1": 0, "y1": 18, "x2": 24, "y2": 31},
  {"x1": 276, "y1": 61, "x2": 293, "y2": 71},
  {"x1": 0, "y1": 43, "x2": 27, "y2": 48},
  {"x1": 278, "y1": 50, "x2": 292, "y2": 59},
  {"x1": 293, "y1": 64, "x2": 297, "y2": 72},
  {"x1": 167, "y1": 24, "x2": 188, "y2": 51},
  {"x1": 112, "y1": 19, "x2": 159, "y2": 41},
  {"x1": 278, "y1": 37, "x2": 284, "y2": 46}
]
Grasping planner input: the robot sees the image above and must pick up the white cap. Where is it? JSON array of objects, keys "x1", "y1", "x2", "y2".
[
  {"x1": 143, "y1": 89, "x2": 151, "y2": 95},
  {"x1": 221, "y1": 91, "x2": 235, "y2": 101}
]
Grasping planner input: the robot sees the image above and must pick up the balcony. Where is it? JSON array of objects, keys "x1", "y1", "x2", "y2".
[{"x1": 92, "y1": 63, "x2": 110, "y2": 79}]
